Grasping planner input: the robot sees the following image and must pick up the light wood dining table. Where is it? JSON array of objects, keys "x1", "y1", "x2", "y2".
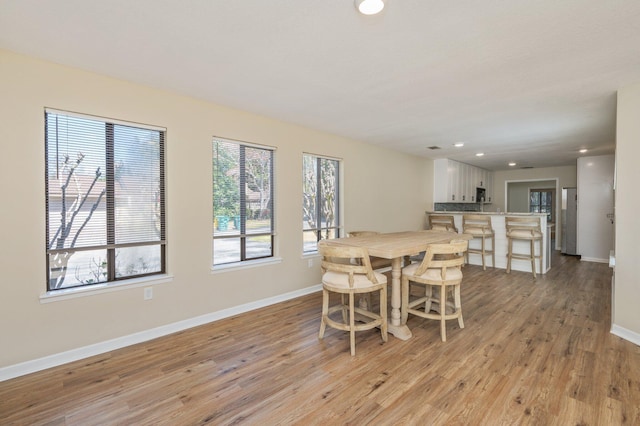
[{"x1": 318, "y1": 230, "x2": 471, "y2": 340}]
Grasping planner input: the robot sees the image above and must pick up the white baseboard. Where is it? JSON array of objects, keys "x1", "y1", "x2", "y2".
[
  {"x1": 580, "y1": 257, "x2": 609, "y2": 263},
  {"x1": 611, "y1": 324, "x2": 640, "y2": 347},
  {"x1": 0, "y1": 284, "x2": 322, "y2": 382}
]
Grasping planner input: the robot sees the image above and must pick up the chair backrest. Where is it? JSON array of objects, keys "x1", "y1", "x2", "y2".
[
  {"x1": 428, "y1": 215, "x2": 458, "y2": 233},
  {"x1": 348, "y1": 231, "x2": 380, "y2": 238},
  {"x1": 413, "y1": 239, "x2": 468, "y2": 279},
  {"x1": 505, "y1": 216, "x2": 541, "y2": 234},
  {"x1": 463, "y1": 214, "x2": 493, "y2": 232},
  {"x1": 319, "y1": 245, "x2": 380, "y2": 287}
]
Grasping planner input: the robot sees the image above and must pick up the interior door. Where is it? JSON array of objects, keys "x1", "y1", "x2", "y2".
[{"x1": 577, "y1": 155, "x2": 615, "y2": 262}]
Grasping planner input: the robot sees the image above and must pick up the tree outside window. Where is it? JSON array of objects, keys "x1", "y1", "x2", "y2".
[
  {"x1": 45, "y1": 110, "x2": 166, "y2": 291},
  {"x1": 530, "y1": 189, "x2": 553, "y2": 222},
  {"x1": 303, "y1": 154, "x2": 340, "y2": 253},
  {"x1": 212, "y1": 138, "x2": 274, "y2": 265}
]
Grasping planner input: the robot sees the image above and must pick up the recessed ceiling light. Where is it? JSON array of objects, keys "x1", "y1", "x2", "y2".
[
  {"x1": 508, "y1": 162, "x2": 516, "y2": 167},
  {"x1": 579, "y1": 148, "x2": 588, "y2": 153},
  {"x1": 355, "y1": 0, "x2": 385, "y2": 15},
  {"x1": 453, "y1": 142, "x2": 464, "y2": 148},
  {"x1": 475, "y1": 152, "x2": 484, "y2": 157}
]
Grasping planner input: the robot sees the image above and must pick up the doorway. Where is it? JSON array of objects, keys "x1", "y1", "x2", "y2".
[
  {"x1": 529, "y1": 188, "x2": 555, "y2": 239},
  {"x1": 506, "y1": 179, "x2": 560, "y2": 250}
]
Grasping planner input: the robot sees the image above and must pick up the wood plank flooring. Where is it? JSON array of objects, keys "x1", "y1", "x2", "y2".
[{"x1": 2, "y1": 252, "x2": 639, "y2": 425}]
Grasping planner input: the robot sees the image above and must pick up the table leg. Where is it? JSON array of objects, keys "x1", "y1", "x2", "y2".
[{"x1": 387, "y1": 257, "x2": 412, "y2": 340}]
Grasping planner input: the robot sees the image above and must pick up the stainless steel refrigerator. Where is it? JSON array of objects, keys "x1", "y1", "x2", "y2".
[{"x1": 561, "y1": 187, "x2": 578, "y2": 255}]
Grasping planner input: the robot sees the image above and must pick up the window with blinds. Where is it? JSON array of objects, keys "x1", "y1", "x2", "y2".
[
  {"x1": 212, "y1": 137, "x2": 274, "y2": 266},
  {"x1": 530, "y1": 189, "x2": 554, "y2": 222},
  {"x1": 45, "y1": 109, "x2": 166, "y2": 291},
  {"x1": 302, "y1": 154, "x2": 341, "y2": 253}
]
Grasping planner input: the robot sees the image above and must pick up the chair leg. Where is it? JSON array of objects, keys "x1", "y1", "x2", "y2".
[
  {"x1": 359, "y1": 294, "x2": 371, "y2": 311},
  {"x1": 454, "y1": 284, "x2": 464, "y2": 329},
  {"x1": 380, "y1": 285, "x2": 388, "y2": 342},
  {"x1": 506, "y1": 238, "x2": 512, "y2": 273},
  {"x1": 538, "y1": 238, "x2": 543, "y2": 276},
  {"x1": 341, "y1": 294, "x2": 348, "y2": 324},
  {"x1": 425, "y1": 285, "x2": 433, "y2": 313},
  {"x1": 319, "y1": 288, "x2": 328, "y2": 339},
  {"x1": 491, "y1": 235, "x2": 495, "y2": 268},
  {"x1": 440, "y1": 284, "x2": 447, "y2": 342},
  {"x1": 481, "y1": 235, "x2": 486, "y2": 270},
  {"x1": 530, "y1": 239, "x2": 537, "y2": 278},
  {"x1": 349, "y1": 292, "x2": 356, "y2": 356}
]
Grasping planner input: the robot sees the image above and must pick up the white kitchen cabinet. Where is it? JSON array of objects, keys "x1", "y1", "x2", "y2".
[
  {"x1": 478, "y1": 169, "x2": 487, "y2": 188},
  {"x1": 435, "y1": 158, "x2": 459, "y2": 202},
  {"x1": 476, "y1": 168, "x2": 491, "y2": 202},
  {"x1": 448, "y1": 160, "x2": 459, "y2": 201},
  {"x1": 469, "y1": 166, "x2": 480, "y2": 201},
  {"x1": 433, "y1": 158, "x2": 448, "y2": 202},
  {"x1": 433, "y1": 159, "x2": 493, "y2": 203},
  {"x1": 485, "y1": 171, "x2": 493, "y2": 203},
  {"x1": 459, "y1": 163, "x2": 469, "y2": 202}
]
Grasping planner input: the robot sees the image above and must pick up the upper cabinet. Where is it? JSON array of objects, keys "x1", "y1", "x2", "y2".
[
  {"x1": 485, "y1": 171, "x2": 494, "y2": 203},
  {"x1": 433, "y1": 159, "x2": 493, "y2": 203}
]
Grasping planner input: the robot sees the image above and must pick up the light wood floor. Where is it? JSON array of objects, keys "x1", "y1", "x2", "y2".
[{"x1": 2, "y1": 252, "x2": 639, "y2": 425}]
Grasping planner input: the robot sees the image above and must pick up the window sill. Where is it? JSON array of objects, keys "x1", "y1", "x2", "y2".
[
  {"x1": 211, "y1": 257, "x2": 283, "y2": 273},
  {"x1": 302, "y1": 252, "x2": 321, "y2": 259},
  {"x1": 40, "y1": 274, "x2": 174, "y2": 303}
]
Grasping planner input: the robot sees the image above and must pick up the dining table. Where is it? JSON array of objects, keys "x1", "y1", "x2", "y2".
[{"x1": 318, "y1": 230, "x2": 471, "y2": 340}]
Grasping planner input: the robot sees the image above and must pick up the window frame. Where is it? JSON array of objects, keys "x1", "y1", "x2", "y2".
[
  {"x1": 44, "y1": 108, "x2": 167, "y2": 292},
  {"x1": 529, "y1": 188, "x2": 554, "y2": 222},
  {"x1": 302, "y1": 153, "x2": 342, "y2": 254},
  {"x1": 212, "y1": 137, "x2": 275, "y2": 267}
]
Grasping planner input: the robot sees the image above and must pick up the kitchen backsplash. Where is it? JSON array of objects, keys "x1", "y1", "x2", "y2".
[{"x1": 433, "y1": 203, "x2": 481, "y2": 212}]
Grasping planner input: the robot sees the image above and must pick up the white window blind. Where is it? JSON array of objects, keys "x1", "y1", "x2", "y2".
[{"x1": 45, "y1": 109, "x2": 166, "y2": 290}]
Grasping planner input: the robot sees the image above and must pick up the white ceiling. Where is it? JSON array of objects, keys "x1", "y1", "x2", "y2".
[{"x1": 2, "y1": 0, "x2": 639, "y2": 170}]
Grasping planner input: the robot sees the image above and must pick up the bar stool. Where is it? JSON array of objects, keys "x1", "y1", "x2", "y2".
[
  {"x1": 401, "y1": 239, "x2": 468, "y2": 342},
  {"x1": 428, "y1": 215, "x2": 458, "y2": 233},
  {"x1": 505, "y1": 216, "x2": 543, "y2": 278},
  {"x1": 462, "y1": 214, "x2": 495, "y2": 270},
  {"x1": 318, "y1": 245, "x2": 387, "y2": 356}
]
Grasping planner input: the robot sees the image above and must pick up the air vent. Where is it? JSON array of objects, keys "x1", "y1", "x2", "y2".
[
  {"x1": 427, "y1": 146, "x2": 441, "y2": 150},
  {"x1": 520, "y1": 166, "x2": 534, "y2": 169}
]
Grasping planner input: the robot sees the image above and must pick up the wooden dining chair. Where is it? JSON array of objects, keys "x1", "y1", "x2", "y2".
[
  {"x1": 319, "y1": 245, "x2": 388, "y2": 356},
  {"x1": 428, "y1": 215, "x2": 459, "y2": 233},
  {"x1": 347, "y1": 231, "x2": 392, "y2": 270},
  {"x1": 401, "y1": 239, "x2": 468, "y2": 342}
]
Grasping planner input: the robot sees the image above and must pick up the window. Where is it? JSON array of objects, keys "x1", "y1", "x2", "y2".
[
  {"x1": 303, "y1": 154, "x2": 340, "y2": 253},
  {"x1": 45, "y1": 109, "x2": 166, "y2": 291},
  {"x1": 530, "y1": 189, "x2": 553, "y2": 222},
  {"x1": 212, "y1": 137, "x2": 274, "y2": 266}
]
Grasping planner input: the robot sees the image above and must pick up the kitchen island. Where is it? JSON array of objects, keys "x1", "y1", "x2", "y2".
[{"x1": 426, "y1": 212, "x2": 551, "y2": 275}]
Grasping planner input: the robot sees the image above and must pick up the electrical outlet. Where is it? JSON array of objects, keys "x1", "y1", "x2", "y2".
[
  {"x1": 308, "y1": 259, "x2": 313, "y2": 268},
  {"x1": 144, "y1": 287, "x2": 153, "y2": 300}
]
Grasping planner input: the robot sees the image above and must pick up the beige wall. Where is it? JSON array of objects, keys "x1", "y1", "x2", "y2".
[
  {"x1": 0, "y1": 50, "x2": 433, "y2": 368},
  {"x1": 492, "y1": 166, "x2": 577, "y2": 213},
  {"x1": 506, "y1": 180, "x2": 557, "y2": 213},
  {"x1": 490, "y1": 166, "x2": 576, "y2": 249},
  {"x1": 614, "y1": 82, "x2": 640, "y2": 336}
]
